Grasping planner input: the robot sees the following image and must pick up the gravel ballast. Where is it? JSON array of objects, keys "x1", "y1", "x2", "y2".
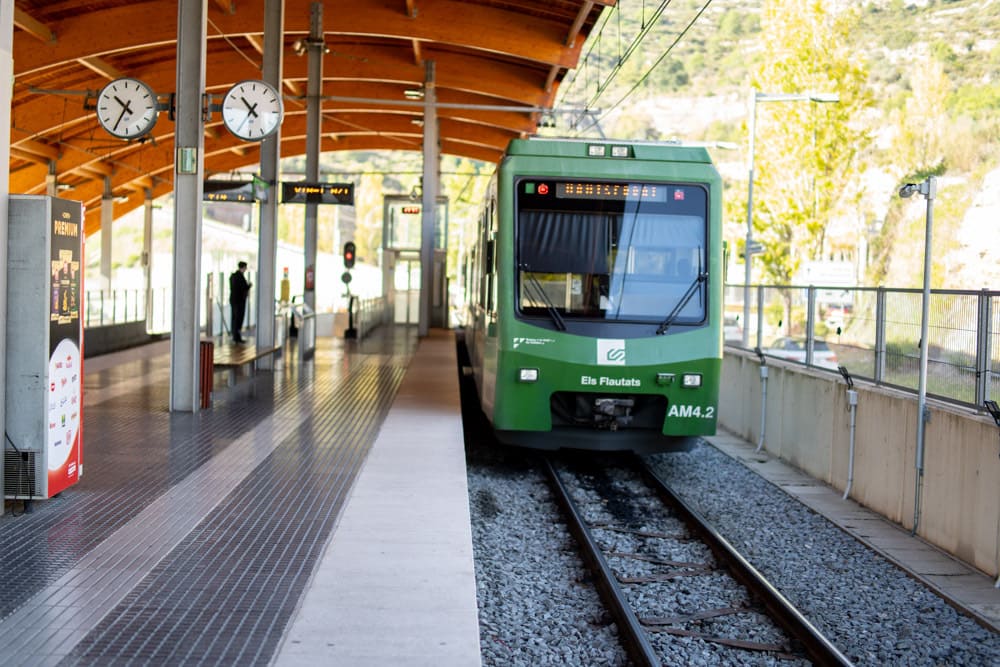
[{"x1": 468, "y1": 438, "x2": 1000, "y2": 666}]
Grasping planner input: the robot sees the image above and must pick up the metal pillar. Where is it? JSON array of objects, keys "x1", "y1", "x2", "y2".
[
  {"x1": 742, "y1": 90, "x2": 758, "y2": 348},
  {"x1": 303, "y1": 2, "x2": 323, "y2": 312},
  {"x1": 256, "y1": 0, "x2": 284, "y2": 368},
  {"x1": 169, "y1": 0, "x2": 208, "y2": 412},
  {"x1": 910, "y1": 176, "x2": 937, "y2": 535},
  {"x1": 419, "y1": 60, "x2": 439, "y2": 337},
  {"x1": 143, "y1": 188, "x2": 154, "y2": 331},
  {"x1": 0, "y1": 1, "x2": 13, "y2": 510},
  {"x1": 101, "y1": 177, "x2": 113, "y2": 291}
]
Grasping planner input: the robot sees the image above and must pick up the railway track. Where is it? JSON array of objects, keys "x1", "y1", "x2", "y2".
[{"x1": 543, "y1": 453, "x2": 854, "y2": 667}]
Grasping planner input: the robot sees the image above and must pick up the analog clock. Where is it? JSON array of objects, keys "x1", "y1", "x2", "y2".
[
  {"x1": 221, "y1": 80, "x2": 283, "y2": 141},
  {"x1": 96, "y1": 77, "x2": 159, "y2": 139}
]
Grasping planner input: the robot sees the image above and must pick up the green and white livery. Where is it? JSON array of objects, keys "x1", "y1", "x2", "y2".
[{"x1": 463, "y1": 138, "x2": 723, "y2": 453}]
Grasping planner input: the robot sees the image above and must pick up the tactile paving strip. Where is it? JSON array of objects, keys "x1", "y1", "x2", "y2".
[
  {"x1": 65, "y1": 360, "x2": 407, "y2": 665},
  {"x1": 0, "y1": 327, "x2": 417, "y2": 665}
]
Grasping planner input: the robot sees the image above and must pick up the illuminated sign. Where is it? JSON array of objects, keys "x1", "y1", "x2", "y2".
[
  {"x1": 401, "y1": 206, "x2": 421, "y2": 214},
  {"x1": 281, "y1": 182, "x2": 355, "y2": 205},
  {"x1": 203, "y1": 180, "x2": 256, "y2": 203},
  {"x1": 555, "y1": 182, "x2": 667, "y2": 202}
]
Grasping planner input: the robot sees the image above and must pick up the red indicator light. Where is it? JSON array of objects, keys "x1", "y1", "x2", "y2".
[
  {"x1": 537, "y1": 183, "x2": 549, "y2": 195},
  {"x1": 401, "y1": 206, "x2": 421, "y2": 214},
  {"x1": 674, "y1": 189, "x2": 685, "y2": 201}
]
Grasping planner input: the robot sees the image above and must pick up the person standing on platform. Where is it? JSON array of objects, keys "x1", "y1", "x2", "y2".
[{"x1": 229, "y1": 261, "x2": 252, "y2": 343}]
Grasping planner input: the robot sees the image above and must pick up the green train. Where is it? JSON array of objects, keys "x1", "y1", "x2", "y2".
[{"x1": 462, "y1": 138, "x2": 723, "y2": 453}]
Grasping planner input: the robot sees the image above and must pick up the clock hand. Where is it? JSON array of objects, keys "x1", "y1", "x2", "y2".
[
  {"x1": 241, "y1": 96, "x2": 259, "y2": 118},
  {"x1": 111, "y1": 95, "x2": 135, "y2": 132}
]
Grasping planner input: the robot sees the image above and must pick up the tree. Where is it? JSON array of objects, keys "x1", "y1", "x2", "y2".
[{"x1": 749, "y1": 0, "x2": 872, "y2": 289}]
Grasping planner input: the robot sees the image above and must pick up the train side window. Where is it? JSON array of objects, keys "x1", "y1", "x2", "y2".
[
  {"x1": 485, "y1": 238, "x2": 496, "y2": 312},
  {"x1": 485, "y1": 238, "x2": 495, "y2": 274}
]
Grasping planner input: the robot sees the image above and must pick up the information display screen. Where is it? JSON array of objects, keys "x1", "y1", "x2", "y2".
[
  {"x1": 203, "y1": 180, "x2": 256, "y2": 203},
  {"x1": 281, "y1": 182, "x2": 354, "y2": 205},
  {"x1": 555, "y1": 181, "x2": 668, "y2": 202}
]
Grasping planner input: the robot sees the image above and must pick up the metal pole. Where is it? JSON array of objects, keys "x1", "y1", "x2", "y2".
[
  {"x1": 256, "y1": 0, "x2": 284, "y2": 368},
  {"x1": 303, "y1": 2, "x2": 323, "y2": 313},
  {"x1": 419, "y1": 60, "x2": 439, "y2": 337},
  {"x1": 143, "y1": 189, "x2": 154, "y2": 331},
  {"x1": 0, "y1": 0, "x2": 12, "y2": 512},
  {"x1": 912, "y1": 175, "x2": 936, "y2": 535},
  {"x1": 169, "y1": 0, "x2": 207, "y2": 412},
  {"x1": 742, "y1": 90, "x2": 757, "y2": 348}
]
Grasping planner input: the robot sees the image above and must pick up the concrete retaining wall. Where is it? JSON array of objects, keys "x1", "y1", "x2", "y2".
[{"x1": 720, "y1": 350, "x2": 1000, "y2": 578}]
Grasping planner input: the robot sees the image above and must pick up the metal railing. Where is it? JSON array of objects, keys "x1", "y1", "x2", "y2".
[
  {"x1": 725, "y1": 284, "x2": 1000, "y2": 410},
  {"x1": 85, "y1": 287, "x2": 171, "y2": 332},
  {"x1": 351, "y1": 296, "x2": 391, "y2": 340}
]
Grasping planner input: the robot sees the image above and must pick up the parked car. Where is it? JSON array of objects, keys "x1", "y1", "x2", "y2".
[
  {"x1": 765, "y1": 336, "x2": 839, "y2": 369},
  {"x1": 723, "y1": 315, "x2": 743, "y2": 345}
]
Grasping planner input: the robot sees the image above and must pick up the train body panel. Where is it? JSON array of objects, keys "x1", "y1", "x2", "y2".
[{"x1": 463, "y1": 138, "x2": 724, "y2": 453}]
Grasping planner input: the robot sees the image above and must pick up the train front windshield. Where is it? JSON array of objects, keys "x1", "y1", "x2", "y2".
[{"x1": 516, "y1": 179, "x2": 708, "y2": 324}]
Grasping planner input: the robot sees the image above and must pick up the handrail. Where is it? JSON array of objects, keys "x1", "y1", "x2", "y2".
[{"x1": 724, "y1": 283, "x2": 1000, "y2": 411}]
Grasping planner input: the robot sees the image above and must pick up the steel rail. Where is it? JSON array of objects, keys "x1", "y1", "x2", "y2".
[
  {"x1": 541, "y1": 456, "x2": 661, "y2": 667},
  {"x1": 635, "y1": 454, "x2": 854, "y2": 667}
]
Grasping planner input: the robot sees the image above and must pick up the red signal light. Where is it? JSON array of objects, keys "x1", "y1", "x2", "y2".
[{"x1": 537, "y1": 183, "x2": 549, "y2": 195}]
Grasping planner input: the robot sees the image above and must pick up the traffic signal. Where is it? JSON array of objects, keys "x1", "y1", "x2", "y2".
[{"x1": 343, "y1": 241, "x2": 356, "y2": 269}]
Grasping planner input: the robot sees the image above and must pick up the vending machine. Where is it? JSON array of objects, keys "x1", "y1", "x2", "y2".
[{"x1": 4, "y1": 195, "x2": 84, "y2": 499}]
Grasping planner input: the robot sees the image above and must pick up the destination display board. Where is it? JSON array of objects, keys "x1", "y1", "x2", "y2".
[
  {"x1": 281, "y1": 182, "x2": 354, "y2": 205},
  {"x1": 203, "y1": 180, "x2": 257, "y2": 203}
]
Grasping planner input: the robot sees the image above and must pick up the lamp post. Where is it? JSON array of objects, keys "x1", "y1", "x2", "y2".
[
  {"x1": 899, "y1": 176, "x2": 936, "y2": 535},
  {"x1": 742, "y1": 90, "x2": 840, "y2": 347}
]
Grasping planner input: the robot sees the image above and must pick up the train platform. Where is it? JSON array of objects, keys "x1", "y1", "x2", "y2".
[{"x1": 0, "y1": 326, "x2": 481, "y2": 666}]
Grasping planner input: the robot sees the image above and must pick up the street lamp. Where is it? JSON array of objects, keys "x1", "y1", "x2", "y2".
[
  {"x1": 742, "y1": 90, "x2": 840, "y2": 347},
  {"x1": 900, "y1": 176, "x2": 936, "y2": 535}
]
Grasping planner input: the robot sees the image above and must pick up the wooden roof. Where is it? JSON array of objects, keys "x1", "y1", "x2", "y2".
[{"x1": 10, "y1": 0, "x2": 613, "y2": 234}]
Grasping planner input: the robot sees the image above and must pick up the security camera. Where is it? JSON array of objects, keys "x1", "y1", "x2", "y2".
[{"x1": 898, "y1": 183, "x2": 918, "y2": 198}]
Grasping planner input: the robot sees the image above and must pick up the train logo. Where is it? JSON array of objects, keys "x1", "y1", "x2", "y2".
[{"x1": 597, "y1": 339, "x2": 626, "y2": 366}]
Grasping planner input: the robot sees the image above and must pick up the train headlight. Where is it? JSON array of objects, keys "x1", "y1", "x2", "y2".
[
  {"x1": 587, "y1": 144, "x2": 606, "y2": 157},
  {"x1": 518, "y1": 368, "x2": 539, "y2": 383},
  {"x1": 681, "y1": 373, "x2": 702, "y2": 388},
  {"x1": 611, "y1": 145, "x2": 630, "y2": 158},
  {"x1": 656, "y1": 373, "x2": 675, "y2": 386}
]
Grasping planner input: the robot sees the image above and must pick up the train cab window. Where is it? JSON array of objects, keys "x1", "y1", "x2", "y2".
[{"x1": 515, "y1": 179, "x2": 708, "y2": 325}]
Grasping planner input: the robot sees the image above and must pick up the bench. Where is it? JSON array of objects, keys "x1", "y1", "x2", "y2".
[{"x1": 211, "y1": 340, "x2": 282, "y2": 387}]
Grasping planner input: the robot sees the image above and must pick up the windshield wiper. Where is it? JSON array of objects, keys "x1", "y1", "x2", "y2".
[
  {"x1": 519, "y1": 264, "x2": 566, "y2": 331},
  {"x1": 656, "y1": 272, "x2": 708, "y2": 335}
]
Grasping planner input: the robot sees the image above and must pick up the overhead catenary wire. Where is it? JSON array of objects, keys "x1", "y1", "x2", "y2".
[{"x1": 558, "y1": 0, "x2": 716, "y2": 136}]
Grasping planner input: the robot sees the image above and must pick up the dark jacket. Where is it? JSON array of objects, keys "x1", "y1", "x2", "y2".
[{"x1": 229, "y1": 270, "x2": 251, "y2": 304}]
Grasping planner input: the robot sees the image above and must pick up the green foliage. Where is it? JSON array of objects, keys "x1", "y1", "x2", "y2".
[
  {"x1": 750, "y1": 0, "x2": 872, "y2": 285},
  {"x1": 950, "y1": 82, "x2": 1000, "y2": 117}
]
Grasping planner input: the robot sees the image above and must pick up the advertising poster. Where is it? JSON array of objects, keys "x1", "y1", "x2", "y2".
[{"x1": 46, "y1": 198, "x2": 83, "y2": 496}]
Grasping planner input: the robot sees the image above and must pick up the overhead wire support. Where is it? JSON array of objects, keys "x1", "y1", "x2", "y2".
[
  {"x1": 564, "y1": 0, "x2": 712, "y2": 134},
  {"x1": 561, "y1": 1, "x2": 678, "y2": 112}
]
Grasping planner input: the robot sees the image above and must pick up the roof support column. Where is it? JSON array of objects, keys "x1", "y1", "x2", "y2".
[
  {"x1": 255, "y1": 0, "x2": 284, "y2": 369},
  {"x1": 101, "y1": 177, "x2": 113, "y2": 291},
  {"x1": 169, "y1": 0, "x2": 208, "y2": 412},
  {"x1": 46, "y1": 162, "x2": 57, "y2": 197},
  {"x1": 419, "y1": 60, "x2": 438, "y2": 337},
  {"x1": 0, "y1": 1, "x2": 12, "y2": 511},
  {"x1": 303, "y1": 2, "x2": 323, "y2": 312},
  {"x1": 143, "y1": 188, "x2": 154, "y2": 331}
]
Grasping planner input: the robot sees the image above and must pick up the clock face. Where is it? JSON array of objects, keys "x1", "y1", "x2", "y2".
[
  {"x1": 222, "y1": 80, "x2": 283, "y2": 141},
  {"x1": 96, "y1": 78, "x2": 158, "y2": 139}
]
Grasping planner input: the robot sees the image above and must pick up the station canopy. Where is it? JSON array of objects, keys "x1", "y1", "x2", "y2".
[{"x1": 10, "y1": 0, "x2": 612, "y2": 235}]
